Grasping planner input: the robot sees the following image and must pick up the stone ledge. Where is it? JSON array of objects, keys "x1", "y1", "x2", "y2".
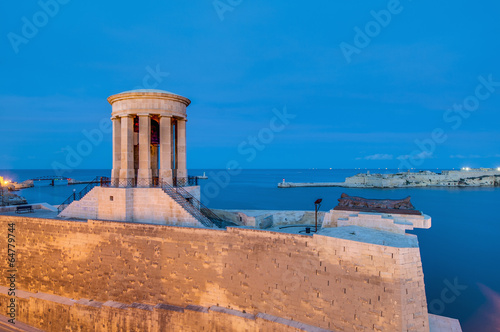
[
  {"x1": 0, "y1": 314, "x2": 44, "y2": 332},
  {"x1": 185, "y1": 304, "x2": 208, "y2": 313},
  {"x1": 0, "y1": 288, "x2": 348, "y2": 331},
  {"x1": 209, "y1": 306, "x2": 255, "y2": 320},
  {"x1": 256, "y1": 313, "x2": 332, "y2": 332},
  {"x1": 103, "y1": 300, "x2": 129, "y2": 309},
  {"x1": 429, "y1": 313, "x2": 462, "y2": 332},
  {"x1": 75, "y1": 299, "x2": 103, "y2": 308},
  {"x1": 156, "y1": 303, "x2": 184, "y2": 313},
  {"x1": 130, "y1": 302, "x2": 154, "y2": 311}
]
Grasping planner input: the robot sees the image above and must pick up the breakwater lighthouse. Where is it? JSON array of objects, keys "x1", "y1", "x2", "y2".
[{"x1": 108, "y1": 89, "x2": 190, "y2": 187}]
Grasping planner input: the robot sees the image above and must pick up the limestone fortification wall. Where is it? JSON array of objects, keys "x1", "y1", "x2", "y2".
[{"x1": 0, "y1": 216, "x2": 429, "y2": 331}]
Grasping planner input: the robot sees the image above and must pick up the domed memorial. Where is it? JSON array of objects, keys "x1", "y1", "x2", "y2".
[
  {"x1": 108, "y1": 89, "x2": 191, "y2": 187},
  {"x1": 59, "y1": 90, "x2": 222, "y2": 228}
]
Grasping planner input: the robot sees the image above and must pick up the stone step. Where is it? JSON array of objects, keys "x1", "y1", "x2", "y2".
[{"x1": 161, "y1": 188, "x2": 212, "y2": 227}]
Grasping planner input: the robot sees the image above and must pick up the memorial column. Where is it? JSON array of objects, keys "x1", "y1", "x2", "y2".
[
  {"x1": 176, "y1": 118, "x2": 188, "y2": 182},
  {"x1": 111, "y1": 116, "x2": 121, "y2": 186},
  {"x1": 137, "y1": 114, "x2": 152, "y2": 186},
  {"x1": 159, "y1": 115, "x2": 173, "y2": 185},
  {"x1": 119, "y1": 115, "x2": 135, "y2": 186}
]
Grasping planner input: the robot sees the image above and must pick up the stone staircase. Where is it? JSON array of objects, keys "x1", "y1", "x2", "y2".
[{"x1": 161, "y1": 185, "x2": 214, "y2": 228}]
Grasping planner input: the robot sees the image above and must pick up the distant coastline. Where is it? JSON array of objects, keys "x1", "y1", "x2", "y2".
[{"x1": 279, "y1": 168, "x2": 500, "y2": 188}]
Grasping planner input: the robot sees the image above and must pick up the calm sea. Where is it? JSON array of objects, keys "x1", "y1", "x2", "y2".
[{"x1": 2, "y1": 168, "x2": 499, "y2": 331}]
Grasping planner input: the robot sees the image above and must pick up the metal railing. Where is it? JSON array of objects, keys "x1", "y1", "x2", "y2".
[
  {"x1": 105, "y1": 176, "x2": 198, "y2": 189},
  {"x1": 173, "y1": 176, "x2": 198, "y2": 187},
  {"x1": 58, "y1": 177, "x2": 110, "y2": 213},
  {"x1": 161, "y1": 182, "x2": 232, "y2": 228},
  {"x1": 161, "y1": 184, "x2": 213, "y2": 228}
]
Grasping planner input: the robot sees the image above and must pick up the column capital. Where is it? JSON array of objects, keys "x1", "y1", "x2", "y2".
[
  {"x1": 136, "y1": 113, "x2": 151, "y2": 117},
  {"x1": 158, "y1": 114, "x2": 172, "y2": 119},
  {"x1": 118, "y1": 114, "x2": 135, "y2": 118}
]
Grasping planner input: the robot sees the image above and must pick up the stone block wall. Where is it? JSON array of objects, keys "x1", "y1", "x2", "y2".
[
  {"x1": 59, "y1": 187, "x2": 200, "y2": 227},
  {"x1": 183, "y1": 185, "x2": 201, "y2": 202},
  {"x1": 0, "y1": 216, "x2": 429, "y2": 331},
  {"x1": 322, "y1": 210, "x2": 431, "y2": 234},
  {"x1": 61, "y1": 186, "x2": 100, "y2": 219},
  {"x1": 211, "y1": 210, "x2": 327, "y2": 229}
]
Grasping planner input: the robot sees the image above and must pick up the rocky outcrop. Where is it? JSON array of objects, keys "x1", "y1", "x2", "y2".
[
  {"x1": 0, "y1": 190, "x2": 27, "y2": 206},
  {"x1": 278, "y1": 168, "x2": 500, "y2": 189},
  {"x1": 344, "y1": 169, "x2": 500, "y2": 188}
]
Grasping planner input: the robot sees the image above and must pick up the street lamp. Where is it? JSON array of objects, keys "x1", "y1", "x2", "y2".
[{"x1": 314, "y1": 198, "x2": 322, "y2": 233}]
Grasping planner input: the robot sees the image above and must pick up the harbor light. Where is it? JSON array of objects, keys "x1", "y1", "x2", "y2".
[{"x1": 0, "y1": 176, "x2": 10, "y2": 187}]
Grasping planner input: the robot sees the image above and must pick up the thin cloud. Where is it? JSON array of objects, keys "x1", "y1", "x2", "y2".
[
  {"x1": 450, "y1": 154, "x2": 500, "y2": 159},
  {"x1": 356, "y1": 153, "x2": 394, "y2": 161},
  {"x1": 397, "y1": 151, "x2": 433, "y2": 160}
]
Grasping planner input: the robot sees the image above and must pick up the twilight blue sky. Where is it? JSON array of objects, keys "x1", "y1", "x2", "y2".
[{"x1": 1, "y1": 0, "x2": 499, "y2": 170}]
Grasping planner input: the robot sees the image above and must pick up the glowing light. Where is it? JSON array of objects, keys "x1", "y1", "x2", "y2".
[
  {"x1": 0, "y1": 176, "x2": 11, "y2": 187},
  {"x1": 497, "y1": 167, "x2": 500, "y2": 171}
]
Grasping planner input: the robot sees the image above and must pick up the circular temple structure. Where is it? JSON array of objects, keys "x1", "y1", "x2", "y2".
[{"x1": 108, "y1": 89, "x2": 191, "y2": 187}]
